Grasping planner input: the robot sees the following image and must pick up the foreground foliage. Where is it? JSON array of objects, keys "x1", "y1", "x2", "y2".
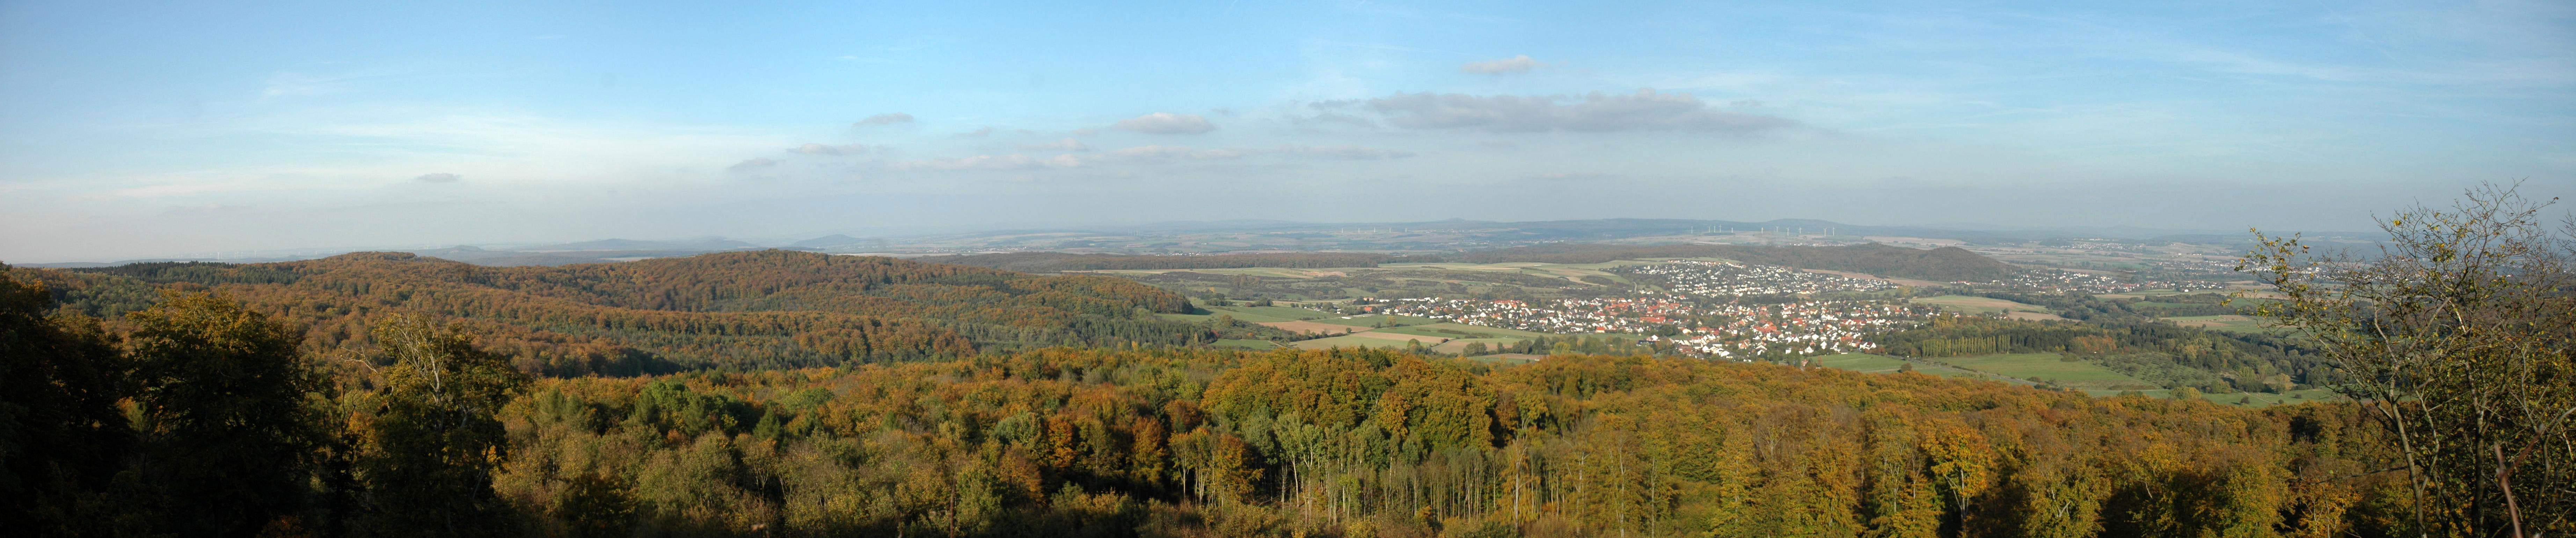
[
  {"x1": 2242, "y1": 184, "x2": 2575, "y2": 534},
  {"x1": 5, "y1": 268, "x2": 2437, "y2": 536}
]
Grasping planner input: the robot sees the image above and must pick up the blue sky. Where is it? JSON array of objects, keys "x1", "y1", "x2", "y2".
[{"x1": 2, "y1": 0, "x2": 2570, "y2": 262}]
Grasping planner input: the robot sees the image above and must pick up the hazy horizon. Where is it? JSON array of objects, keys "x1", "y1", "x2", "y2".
[
  {"x1": 5, "y1": 0, "x2": 2570, "y2": 262},
  {"x1": 4, "y1": 212, "x2": 2372, "y2": 266}
]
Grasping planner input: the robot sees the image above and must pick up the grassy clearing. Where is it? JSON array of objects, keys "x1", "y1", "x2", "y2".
[
  {"x1": 1374, "y1": 323, "x2": 1557, "y2": 340},
  {"x1": 1212, "y1": 339, "x2": 1286, "y2": 350},
  {"x1": 1256, "y1": 321, "x2": 1371, "y2": 336},
  {"x1": 1811, "y1": 353, "x2": 1985, "y2": 379},
  {"x1": 1468, "y1": 353, "x2": 1547, "y2": 365},
  {"x1": 1302, "y1": 314, "x2": 1436, "y2": 328},
  {"x1": 2163, "y1": 315, "x2": 2290, "y2": 334},
  {"x1": 1283, "y1": 330, "x2": 1525, "y2": 352},
  {"x1": 2083, "y1": 388, "x2": 2344, "y2": 408},
  {"x1": 1911, "y1": 295, "x2": 2053, "y2": 316},
  {"x1": 1431, "y1": 337, "x2": 1523, "y2": 354},
  {"x1": 1197, "y1": 305, "x2": 1340, "y2": 322},
  {"x1": 1287, "y1": 333, "x2": 1431, "y2": 350},
  {"x1": 2131, "y1": 301, "x2": 2204, "y2": 308},
  {"x1": 1933, "y1": 353, "x2": 2159, "y2": 390}
]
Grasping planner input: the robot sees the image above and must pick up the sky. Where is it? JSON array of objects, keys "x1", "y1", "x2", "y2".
[{"x1": 2, "y1": 0, "x2": 2571, "y2": 262}]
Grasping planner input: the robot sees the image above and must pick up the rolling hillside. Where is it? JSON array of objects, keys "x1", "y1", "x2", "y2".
[
  {"x1": 920, "y1": 243, "x2": 2016, "y2": 283},
  {"x1": 15, "y1": 250, "x2": 1207, "y2": 375},
  {"x1": 916, "y1": 251, "x2": 1417, "y2": 272},
  {"x1": 1455, "y1": 242, "x2": 2017, "y2": 282}
]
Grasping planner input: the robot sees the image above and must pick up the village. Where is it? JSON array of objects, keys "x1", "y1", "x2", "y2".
[
  {"x1": 1997, "y1": 267, "x2": 2182, "y2": 293},
  {"x1": 1376, "y1": 294, "x2": 1934, "y2": 360},
  {"x1": 1355, "y1": 260, "x2": 2200, "y2": 360},
  {"x1": 1611, "y1": 260, "x2": 1902, "y2": 296}
]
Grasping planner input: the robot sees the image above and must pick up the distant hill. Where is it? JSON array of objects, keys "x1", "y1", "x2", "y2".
[
  {"x1": 528, "y1": 237, "x2": 760, "y2": 252},
  {"x1": 788, "y1": 234, "x2": 867, "y2": 249},
  {"x1": 402, "y1": 246, "x2": 706, "y2": 267},
  {"x1": 916, "y1": 243, "x2": 2015, "y2": 282},
  {"x1": 919, "y1": 252, "x2": 1422, "y2": 272},
  {"x1": 1456, "y1": 243, "x2": 2017, "y2": 282},
  {"x1": 17, "y1": 250, "x2": 1205, "y2": 375}
]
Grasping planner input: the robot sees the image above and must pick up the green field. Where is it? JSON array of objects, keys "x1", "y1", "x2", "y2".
[
  {"x1": 1286, "y1": 333, "x2": 1438, "y2": 350},
  {"x1": 1374, "y1": 322, "x2": 1557, "y2": 340},
  {"x1": 1467, "y1": 353, "x2": 1547, "y2": 365},
  {"x1": 2083, "y1": 388, "x2": 2344, "y2": 408},
  {"x1": 1798, "y1": 353, "x2": 2331, "y2": 408},
  {"x1": 1811, "y1": 353, "x2": 1985, "y2": 379},
  {"x1": 1911, "y1": 295, "x2": 2052, "y2": 316},
  {"x1": 1302, "y1": 314, "x2": 1436, "y2": 328},
  {"x1": 1932, "y1": 352, "x2": 2159, "y2": 390},
  {"x1": 1212, "y1": 339, "x2": 1287, "y2": 350},
  {"x1": 2131, "y1": 301, "x2": 2217, "y2": 308},
  {"x1": 1430, "y1": 337, "x2": 1523, "y2": 354},
  {"x1": 1197, "y1": 304, "x2": 1341, "y2": 322},
  {"x1": 2161, "y1": 315, "x2": 2288, "y2": 334}
]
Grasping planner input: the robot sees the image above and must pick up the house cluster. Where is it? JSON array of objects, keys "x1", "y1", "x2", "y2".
[
  {"x1": 1654, "y1": 300, "x2": 1932, "y2": 359},
  {"x1": 1378, "y1": 295, "x2": 1933, "y2": 361},
  {"x1": 1614, "y1": 261, "x2": 1899, "y2": 297},
  {"x1": 1379, "y1": 295, "x2": 1702, "y2": 335},
  {"x1": 2142, "y1": 258, "x2": 2242, "y2": 278},
  {"x1": 1999, "y1": 268, "x2": 2169, "y2": 293}
]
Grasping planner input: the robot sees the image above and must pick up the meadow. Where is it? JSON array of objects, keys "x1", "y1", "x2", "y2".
[
  {"x1": 2163, "y1": 314, "x2": 2290, "y2": 334},
  {"x1": 1810, "y1": 352, "x2": 1985, "y2": 379},
  {"x1": 2080, "y1": 387, "x2": 2345, "y2": 408},
  {"x1": 1931, "y1": 352, "x2": 2160, "y2": 390},
  {"x1": 1909, "y1": 294, "x2": 2062, "y2": 319}
]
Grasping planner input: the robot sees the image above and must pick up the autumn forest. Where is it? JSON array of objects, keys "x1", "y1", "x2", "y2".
[{"x1": 5, "y1": 193, "x2": 2573, "y2": 537}]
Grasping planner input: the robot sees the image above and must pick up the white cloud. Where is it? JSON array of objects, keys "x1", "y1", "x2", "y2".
[
  {"x1": 886, "y1": 144, "x2": 1410, "y2": 172},
  {"x1": 1101, "y1": 145, "x2": 1246, "y2": 161},
  {"x1": 413, "y1": 172, "x2": 462, "y2": 183},
  {"x1": 898, "y1": 154, "x2": 1061, "y2": 171},
  {"x1": 853, "y1": 113, "x2": 914, "y2": 126},
  {"x1": 728, "y1": 158, "x2": 779, "y2": 172},
  {"x1": 788, "y1": 143, "x2": 872, "y2": 155},
  {"x1": 1111, "y1": 112, "x2": 1217, "y2": 134},
  {"x1": 1272, "y1": 145, "x2": 1416, "y2": 159},
  {"x1": 1018, "y1": 138, "x2": 1092, "y2": 151},
  {"x1": 1325, "y1": 89, "x2": 1797, "y2": 133},
  {"x1": 1461, "y1": 55, "x2": 1543, "y2": 74}
]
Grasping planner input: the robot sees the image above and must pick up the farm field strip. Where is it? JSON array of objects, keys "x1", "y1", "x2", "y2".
[
  {"x1": 1931, "y1": 353, "x2": 2158, "y2": 389},
  {"x1": 1811, "y1": 353, "x2": 1985, "y2": 379},
  {"x1": 1196, "y1": 305, "x2": 1339, "y2": 322},
  {"x1": 1910, "y1": 295, "x2": 2052, "y2": 315}
]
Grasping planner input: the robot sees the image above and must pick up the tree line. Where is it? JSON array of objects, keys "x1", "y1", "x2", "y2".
[
  {"x1": 16, "y1": 250, "x2": 1209, "y2": 376},
  {"x1": 1873, "y1": 315, "x2": 2338, "y2": 392},
  {"x1": 4, "y1": 275, "x2": 530, "y2": 537}
]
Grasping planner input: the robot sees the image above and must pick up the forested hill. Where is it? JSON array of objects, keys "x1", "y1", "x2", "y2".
[
  {"x1": 1457, "y1": 243, "x2": 2017, "y2": 282},
  {"x1": 17, "y1": 250, "x2": 1206, "y2": 375},
  {"x1": 918, "y1": 252, "x2": 1421, "y2": 272},
  {"x1": 919, "y1": 243, "x2": 2013, "y2": 282},
  {"x1": 476, "y1": 348, "x2": 2402, "y2": 536}
]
